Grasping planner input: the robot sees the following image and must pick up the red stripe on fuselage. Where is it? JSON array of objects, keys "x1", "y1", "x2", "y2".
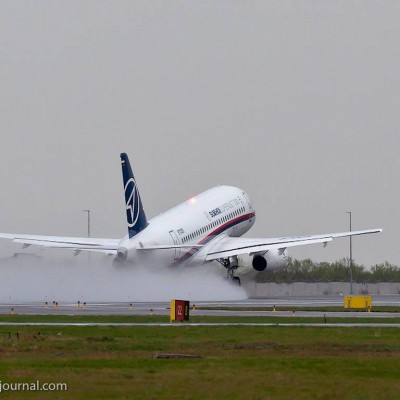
[{"x1": 169, "y1": 212, "x2": 255, "y2": 267}]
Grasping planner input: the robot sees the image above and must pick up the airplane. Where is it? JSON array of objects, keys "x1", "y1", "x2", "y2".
[{"x1": 0, "y1": 153, "x2": 382, "y2": 285}]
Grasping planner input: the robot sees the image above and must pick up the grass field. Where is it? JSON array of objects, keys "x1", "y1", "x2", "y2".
[
  {"x1": 1, "y1": 313, "x2": 400, "y2": 324},
  {"x1": 0, "y1": 315, "x2": 399, "y2": 399}
]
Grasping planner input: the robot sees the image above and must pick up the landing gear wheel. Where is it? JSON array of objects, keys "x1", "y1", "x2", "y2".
[
  {"x1": 218, "y1": 256, "x2": 241, "y2": 286},
  {"x1": 226, "y1": 272, "x2": 241, "y2": 286},
  {"x1": 232, "y1": 276, "x2": 241, "y2": 286}
]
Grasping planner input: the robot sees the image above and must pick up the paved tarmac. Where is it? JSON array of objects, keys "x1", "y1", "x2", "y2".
[
  {"x1": 1, "y1": 296, "x2": 399, "y2": 318},
  {"x1": 0, "y1": 322, "x2": 399, "y2": 328}
]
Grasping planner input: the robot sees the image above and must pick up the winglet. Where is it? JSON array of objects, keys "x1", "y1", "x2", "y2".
[{"x1": 120, "y1": 153, "x2": 148, "y2": 238}]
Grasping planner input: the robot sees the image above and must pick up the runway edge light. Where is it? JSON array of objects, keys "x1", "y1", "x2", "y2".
[{"x1": 170, "y1": 299, "x2": 190, "y2": 323}]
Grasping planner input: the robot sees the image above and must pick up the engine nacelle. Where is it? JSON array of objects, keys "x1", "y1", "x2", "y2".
[
  {"x1": 252, "y1": 255, "x2": 267, "y2": 271},
  {"x1": 251, "y1": 249, "x2": 288, "y2": 272}
]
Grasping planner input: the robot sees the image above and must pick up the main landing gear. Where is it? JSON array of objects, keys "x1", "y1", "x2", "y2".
[{"x1": 218, "y1": 256, "x2": 241, "y2": 286}]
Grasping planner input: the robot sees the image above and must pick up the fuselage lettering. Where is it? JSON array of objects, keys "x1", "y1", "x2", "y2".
[
  {"x1": 209, "y1": 208, "x2": 222, "y2": 218},
  {"x1": 208, "y1": 199, "x2": 240, "y2": 218}
]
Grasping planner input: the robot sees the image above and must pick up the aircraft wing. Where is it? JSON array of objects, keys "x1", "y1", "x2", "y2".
[
  {"x1": 0, "y1": 233, "x2": 120, "y2": 255},
  {"x1": 137, "y1": 244, "x2": 203, "y2": 250},
  {"x1": 205, "y1": 229, "x2": 382, "y2": 261}
]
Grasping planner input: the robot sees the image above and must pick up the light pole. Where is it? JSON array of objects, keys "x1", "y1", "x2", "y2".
[
  {"x1": 83, "y1": 209, "x2": 91, "y2": 238},
  {"x1": 346, "y1": 211, "x2": 353, "y2": 295},
  {"x1": 83, "y1": 209, "x2": 91, "y2": 263}
]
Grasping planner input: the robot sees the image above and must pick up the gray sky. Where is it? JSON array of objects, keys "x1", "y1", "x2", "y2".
[{"x1": 0, "y1": 1, "x2": 398, "y2": 266}]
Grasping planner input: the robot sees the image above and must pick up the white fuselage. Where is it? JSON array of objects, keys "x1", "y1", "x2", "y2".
[{"x1": 117, "y1": 186, "x2": 256, "y2": 266}]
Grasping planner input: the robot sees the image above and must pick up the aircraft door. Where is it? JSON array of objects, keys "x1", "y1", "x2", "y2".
[{"x1": 169, "y1": 230, "x2": 181, "y2": 261}]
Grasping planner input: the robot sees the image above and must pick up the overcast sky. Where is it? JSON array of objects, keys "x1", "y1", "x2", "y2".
[{"x1": 0, "y1": 1, "x2": 398, "y2": 267}]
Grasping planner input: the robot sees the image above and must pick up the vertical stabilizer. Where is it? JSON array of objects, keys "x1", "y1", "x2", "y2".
[{"x1": 120, "y1": 153, "x2": 148, "y2": 238}]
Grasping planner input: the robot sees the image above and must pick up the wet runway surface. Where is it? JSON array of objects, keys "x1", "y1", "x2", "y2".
[
  {"x1": 0, "y1": 322, "x2": 399, "y2": 327},
  {"x1": 1, "y1": 296, "x2": 399, "y2": 318}
]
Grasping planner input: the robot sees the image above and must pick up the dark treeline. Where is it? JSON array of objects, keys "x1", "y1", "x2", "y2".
[{"x1": 256, "y1": 258, "x2": 400, "y2": 283}]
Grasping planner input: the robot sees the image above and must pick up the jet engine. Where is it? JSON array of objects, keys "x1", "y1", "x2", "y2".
[{"x1": 251, "y1": 248, "x2": 288, "y2": 272}]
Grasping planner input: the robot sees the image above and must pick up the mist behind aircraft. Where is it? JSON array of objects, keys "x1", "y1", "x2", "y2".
[{"x1": 0, "y1": 254, "x2": 247, "y2": 303}]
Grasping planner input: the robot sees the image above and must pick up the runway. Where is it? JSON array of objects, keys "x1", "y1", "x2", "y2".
[
  {"x1": 1, "y1": 296, "x2": 399, "y2": 318},
  {"x1": 0, "y1": 322, "x2": 399, "y2": 328}
]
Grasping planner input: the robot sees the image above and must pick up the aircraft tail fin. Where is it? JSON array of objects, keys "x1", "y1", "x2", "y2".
[{"x1": 120, "y1": 153, "x2": 148, "y2": 238}]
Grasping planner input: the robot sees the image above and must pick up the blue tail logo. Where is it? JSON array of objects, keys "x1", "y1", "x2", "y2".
[
  {"x1": 125, "y1": 177, "x2": 139, "y2": 228},
  {"x1": 120, "y1": 153, "x2": 148, "y2": 238}
]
